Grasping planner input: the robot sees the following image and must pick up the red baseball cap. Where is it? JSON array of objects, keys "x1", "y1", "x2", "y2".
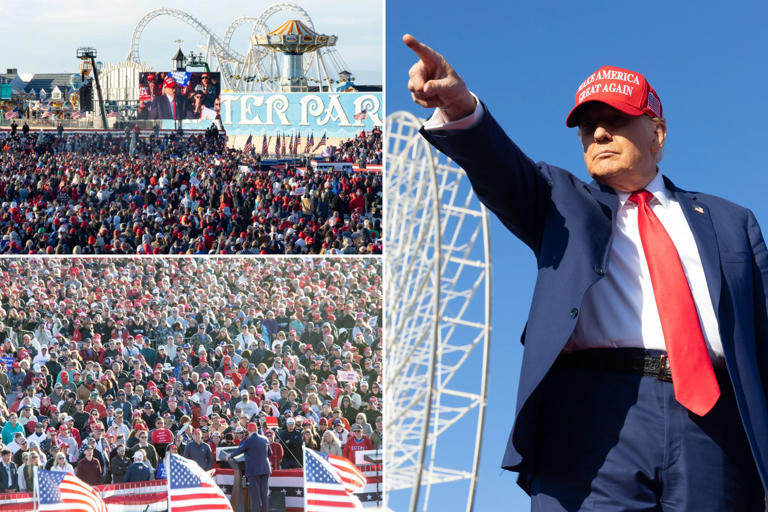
[
  {"x1": 163, "y1": 76, "x2": 177, "y2": 88},
  {"x1": 247, "y1": 422, "x2": 258, "y2": 432},
  {"x1": 565, "y1": 65, "x2": 662, "y2": 127}
]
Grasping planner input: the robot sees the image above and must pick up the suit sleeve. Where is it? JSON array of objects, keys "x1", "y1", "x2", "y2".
[
  {"x1": 148, "y1": 100, "x2": 159, "y2": 120},
  {"x1": 229, "y1": 438, "x2": 247, "y2": 458},
  {"x1": 420, "y1": 103, "x2": 553, "y2": 252},
  {"x1": 747, "y1": 209, "x2": 768, "y2": 398}
]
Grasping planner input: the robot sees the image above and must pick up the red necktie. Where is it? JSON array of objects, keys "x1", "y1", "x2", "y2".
[
  {"x1": 629, "y1": 190, "x2": 720, "y2": 416},
  {"x1": 171, "y1": 97, "x2": 176, "y2": 120}
]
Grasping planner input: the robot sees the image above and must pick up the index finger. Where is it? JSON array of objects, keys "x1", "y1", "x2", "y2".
[{"x1": 403, "y1": 34, "x2": 441, "y2": 68}]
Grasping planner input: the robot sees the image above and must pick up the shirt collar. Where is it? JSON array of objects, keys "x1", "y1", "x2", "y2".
[{"x1": 617, "y1": 171, "x2": 670, "y2": 209}]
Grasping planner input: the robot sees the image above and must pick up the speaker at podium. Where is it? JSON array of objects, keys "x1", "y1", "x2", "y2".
[{"x1": 218, "y1": 446, "x2": 285, "y2": 512}]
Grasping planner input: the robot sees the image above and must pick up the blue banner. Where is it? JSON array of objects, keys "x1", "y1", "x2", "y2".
[
  {"x1": 168, "y1": 72, "x2": 190, "y2": 87},
  {"x1": 193, "y1": 92, "x2": 382, "y2": 137},
  {"x1": 156, "y1": 460, "x2": 166, "y2": 479},
  {"x1": 1, "y1": 355, "x2": 13, "y2": 370}
]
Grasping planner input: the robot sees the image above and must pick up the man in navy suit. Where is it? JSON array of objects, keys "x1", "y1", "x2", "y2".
[
  {"x1": 148, "y1": 76, "x2": 191, "y2": 120},
  {"x1": 226, "y1": 423, "x2": 271, "y2": 512},
  {"x1": 405, "y1": 34, "x2": 768, "y2": 511},
  {"x1": 0, "y1": 449, "x2": 18, "y2": 493}
]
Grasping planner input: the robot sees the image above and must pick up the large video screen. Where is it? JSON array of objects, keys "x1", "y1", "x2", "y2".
[{"x1": 138, "y1": 71, "x2": 220, "y2": 121}]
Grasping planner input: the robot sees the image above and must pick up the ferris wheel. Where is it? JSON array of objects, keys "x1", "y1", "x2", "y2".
[{"x1": 384, "y1": 111, "x2": 492, "y2": 512}]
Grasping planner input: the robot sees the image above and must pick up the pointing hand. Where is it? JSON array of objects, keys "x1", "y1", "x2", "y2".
[{"x1": 404, "y1": 34, "x2": 476, "y2": 121}]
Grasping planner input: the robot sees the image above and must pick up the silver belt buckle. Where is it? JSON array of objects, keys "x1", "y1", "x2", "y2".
[{"x1": 657, "y1": 354, "x2": 672, "y2": 382}]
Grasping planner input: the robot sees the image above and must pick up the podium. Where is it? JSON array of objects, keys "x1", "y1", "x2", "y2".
[
  {"x1": 227, "y1": 454, "x2": 249, "y2": 512},
  {"x1": 226, "y1": 453, "x2": 285, "y2": 512}
]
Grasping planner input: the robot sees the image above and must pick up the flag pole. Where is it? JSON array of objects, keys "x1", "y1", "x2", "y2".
[
  {"x1": 165, "y1": 452, "x2": 171, "y2": 512},
  {"x1": 302, "y1": 445, "x2": 307, "y2": 512},
  {"x1": 33, "y1": 465, "x2": 38, "y2": 512}
]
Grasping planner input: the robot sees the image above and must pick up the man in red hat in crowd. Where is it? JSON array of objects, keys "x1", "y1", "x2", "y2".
[
  {"x1": 405, "y1": 34, "x2": 768, "y2": 510},
  {"x1": 183, "y1": 428, "x2": 213, "y2": 471}
]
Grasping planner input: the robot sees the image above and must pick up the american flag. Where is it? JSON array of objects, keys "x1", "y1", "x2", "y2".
[
  {"x1": 353, "y1": 109, "x2": 367, "y2": 121},
  {"x1": 72, "y1": 110, "x2": 86, "y2": 120},
  {"x1": 261, "y1": 135, "x2": 269, "y2": 157},
  {"x1": 312, "y1": 132, "x2": 327, "y2": 152},
  {"x1": 40, "y1": 107, "x2": 53, "y2": 119},
  {"x1": 305, "y1": 133, "x2": 314, "y2": 154},
  {"x1": 107, "y1": 110, "x2": 120, "y2": 119},
  {"x1": 243, "y1": 134, "x2": 253, "y2": 154},
  {"x1": 167, "y1": 453, "x2": 233, "y2": 512},
  {"x1": 275, "y1": 133, "x2": 282, "y2": 159},
  {"x1": 295, "y1": 132, "x2": 301, "y2": 154},
  {"x1": 4, "y1": 108, "x2": 19, "y2": 120},
  {"x1": 37, "y1": 468, "x2": 107, "y2": 512},
  {"x1": 281, "y1": 133, "x2": 287, "y2": 157},
  {"x1": 287, "y1": 134, "x2": 294, "y2": 156},
  {"x1": 304, "y1": 447, "x2": 363, "y2": 511},
  {"x1": 647, "y1": 91, "x2": 661, "y2": 118},
  {"x1": 321, "y1": 451, "x2": 366, "y2": 494}
]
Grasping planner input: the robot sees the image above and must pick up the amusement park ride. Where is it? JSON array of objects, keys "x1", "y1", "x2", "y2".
[
  {"x1": 126, "y1": 3, "x2": 351, "y2": 94},
  {"x1": 385, "y1": 110, "x2": 492, "y2": 512}
]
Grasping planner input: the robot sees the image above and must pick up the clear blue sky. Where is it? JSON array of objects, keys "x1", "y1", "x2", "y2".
[{"x1": 387, "y1": 1, "x2": 768, "y2": 510}]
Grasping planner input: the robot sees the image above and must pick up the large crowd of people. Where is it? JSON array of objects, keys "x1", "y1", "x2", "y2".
[
  {"x1": 315, "y1": 128, "x2": 383, "y2": 167},
  {"x1": 0, "y1": 127, "x2": 382, "y2": 255},
  {"x1": 0, "y1": 257, "x2": 382, "y2": 492}
]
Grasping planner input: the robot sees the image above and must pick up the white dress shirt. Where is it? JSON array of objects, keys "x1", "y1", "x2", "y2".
[
  {"x1": 425, "y1": 102, "x2": 725, "y2": 365},
  {"x1": 166, "y1": 94, "x2": 176, "y2": 118},
  {"x1": 567, "y1": 172, "x2": 724, "y2": 365}
]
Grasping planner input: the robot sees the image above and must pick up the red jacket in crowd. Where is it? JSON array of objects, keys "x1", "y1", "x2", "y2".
[{"x1": 342, "y1": 435, "x2": 372, "y2": 463}]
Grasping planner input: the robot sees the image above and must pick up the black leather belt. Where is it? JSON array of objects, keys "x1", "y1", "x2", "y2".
[{"x1": 554, "y1": 348, "x2": 674, "y2": 382}]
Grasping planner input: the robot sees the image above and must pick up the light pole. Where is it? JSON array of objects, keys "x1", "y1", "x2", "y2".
[{"x1": 76, "y1": 47, "x2": 108, "y2": 129}]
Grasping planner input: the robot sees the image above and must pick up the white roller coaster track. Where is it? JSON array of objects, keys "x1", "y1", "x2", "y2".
[{"x1": 126, "y1": 3, "x2": 349, "y2": 93}]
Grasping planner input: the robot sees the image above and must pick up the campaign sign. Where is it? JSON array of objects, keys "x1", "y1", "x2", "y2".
[
  {"x1": 355, "y1": 448, "x2": 382, "y2": 466},
  {"x1": 337, "y1": 370, "x2": 359, "y2": 383}
]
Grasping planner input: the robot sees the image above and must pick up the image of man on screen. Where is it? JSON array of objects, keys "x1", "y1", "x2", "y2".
[
  {"x1": 148, "y1": 76, "x2": 191, "y2": 120},
  {"x1": 199, "y1": 73, "x2": 217, "y2": 108}
]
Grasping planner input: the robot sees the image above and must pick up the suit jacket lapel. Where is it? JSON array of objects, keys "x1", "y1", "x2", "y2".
[
  {"x1": 585, "y1": 181, "x2": 619, "y2": 266},
  {"x1": 666, "y1": 177, "x2": 722, "y2": 315},
  {"x1": 586, "y1": 180, "x2": 620, "y2": 214},
  {"x1": 588, "y1": 176, "x2": 722, "y2": 315}
]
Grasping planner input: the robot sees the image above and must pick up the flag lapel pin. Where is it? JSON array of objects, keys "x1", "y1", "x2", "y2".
[{"x1": 693, "y1": 205, "x2": 705, "y2": 214}]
